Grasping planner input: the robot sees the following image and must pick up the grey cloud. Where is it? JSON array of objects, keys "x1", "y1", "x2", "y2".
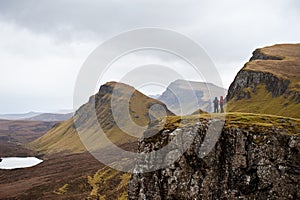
[
  {"x1": 0, "y1": 0, "x2": 300, "y2": 113},
  {"x1": 0, "y1": 0, "x2": 202, "y2": 40},
  {"x1": 0, "y1": 0, "x2": 299, "y2": 56}
]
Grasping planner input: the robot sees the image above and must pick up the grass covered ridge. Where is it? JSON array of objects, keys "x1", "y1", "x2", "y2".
[
  {"x1": 227, "y1": 44, "x2": 300, "y2": 118},
  {"x1": 158, "y1": 112, "x2": 300, "y2": 136},
  {"x1": 245, "y1": 43, "x2": 300, "y2": 81}
]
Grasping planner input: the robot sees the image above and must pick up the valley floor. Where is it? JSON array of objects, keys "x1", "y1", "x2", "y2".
[{"x1": 0, "y1": 152, "x2": 102, "y2": 200}]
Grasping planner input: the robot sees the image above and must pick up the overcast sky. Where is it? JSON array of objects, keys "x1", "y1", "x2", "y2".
[{"x1": 0, "y1": 0, "x2": 299, "y2": 114}]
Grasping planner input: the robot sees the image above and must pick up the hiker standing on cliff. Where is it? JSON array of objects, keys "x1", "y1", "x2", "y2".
[
  {"x1": 213, "y1": 97, "x2": 219, "y2": 113},
  {"x1": 220, "y1": 96, "x2": 225, "y2": 113}
]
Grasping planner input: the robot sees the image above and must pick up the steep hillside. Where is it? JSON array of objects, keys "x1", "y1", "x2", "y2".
[
  {"x1": 26, "y1": 112, "x2": 73, "y2": 122},
  {"x1": 227, "y1": 44, "x2": 300, "y2": 118},
  {"x1": 158, "y1": 79, "x2": 227, "y2": 115},
  {"x1": 29, "y1": 81, "x2": 173, "y2": 155},
  {"x1": 129, "y1": 113, "x2": 300, "y2": 199},
  {"x1": 29, "y1": 118, "x2": 85, "y2": 154}
]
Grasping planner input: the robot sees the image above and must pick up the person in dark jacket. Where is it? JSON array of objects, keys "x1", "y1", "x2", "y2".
[
  {"x1": 213, "y1": 97, "x2": 219, "y2": 113},
  {"x1": 220, "y1": 96, "x2": 225, "y2": 113}
]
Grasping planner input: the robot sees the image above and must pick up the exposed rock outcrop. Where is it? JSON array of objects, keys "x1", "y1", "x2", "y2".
[
  {"x1": 129, "y1": 115, "x2": 300, "y2": 199},
  {"x1": 226, "y1": 43, "x2": 300, "y2": 118},
  {"x1": 128, "y1": 44, "x2": 300, "y2": 200},
  {"x1": 226, "y1": 70, "x2": 290, "y2": 100},
  {"x1": 250, "y1": 49, "x2": 283, "y2": 61}
]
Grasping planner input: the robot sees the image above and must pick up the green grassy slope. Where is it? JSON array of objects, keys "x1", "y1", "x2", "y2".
[
  {"x1": 227, "y1": 84, "x2": 300, "y2": 118},
  {"x1": 29, "y1": 82, "x2": 174, "y2": 155},
  {"x1": 28, "y1": 119, "x2": 85, "y2": 154}
]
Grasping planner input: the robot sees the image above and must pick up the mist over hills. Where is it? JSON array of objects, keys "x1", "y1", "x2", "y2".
[
  {"x1": 26, "y1": 113, "x2": 73, "y2": 122},
  {"x1": 0, "y1": 112, "x2": 41, "y2": 120},
  {"x1": 0, "y1": 112, "x2": 73, "y2": 122},
  {"x1": 158, "y1": 80, "x2": 227, "y2": 115}
]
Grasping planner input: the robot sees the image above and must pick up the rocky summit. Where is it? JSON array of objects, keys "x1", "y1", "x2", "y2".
[{"x1": 227, "y1": 44, "x2": 300, "y2": 118}]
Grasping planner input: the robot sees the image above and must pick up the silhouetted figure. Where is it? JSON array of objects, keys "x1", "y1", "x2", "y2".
[
  {"x1": 213, "y1": 97, "x2": 219, "y2": 113},
  {"x1": 220, "y1": 96, "x2": 224, "y2": 113}
]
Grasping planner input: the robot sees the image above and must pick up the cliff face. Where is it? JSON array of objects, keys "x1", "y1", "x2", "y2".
[
  {"x1": 128, "y1": 114, "x2": 300, "y2": 199},
  {"x1": 226, "y1": 70, "x2": 290, "y2": 100},
  {"x1": 128, "y1": 44, "x2": 300, "y2": 199},
  {"x1": 226, "y1": 44, "x2": 300, "y2": 118}
]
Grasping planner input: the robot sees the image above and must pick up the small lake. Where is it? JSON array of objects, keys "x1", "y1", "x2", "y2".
[{"x1": 0, "y1": 157, "x2": 43, "y2": 169}]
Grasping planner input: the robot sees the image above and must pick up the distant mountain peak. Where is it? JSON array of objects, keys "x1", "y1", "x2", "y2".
[
  {"x1": 158, "y1": 80, "x2": 227, "y2": 115},
  {"x1": 30, "y1": 81, "x2": 174, "y2": 155}
]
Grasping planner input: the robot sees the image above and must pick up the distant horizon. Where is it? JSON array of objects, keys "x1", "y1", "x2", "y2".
[
  {"x1": 0, "y1": 109, "x2": 74, "y2": 115},
  {"x1": 0, "y1": 78, "x2": 227, "y2": 114}
]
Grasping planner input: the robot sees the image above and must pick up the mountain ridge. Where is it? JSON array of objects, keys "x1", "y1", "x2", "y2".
[
  {"x1": 227, "y1": 43, "x2": 300, "y2": 118},
  {"x1": 29, "y1": 81, "x2": 174, "y2": 155}
]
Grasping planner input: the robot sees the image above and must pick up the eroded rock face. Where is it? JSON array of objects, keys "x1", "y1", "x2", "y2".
[
  {"x1": 128, "y1": 120, "x2": 300, "y2": 199},
  {"x1": 226, "y1": 44, "x2": 300, "y2": 104},
  {"x1": 226, "y1": 70, "x2": 290, "y2": 101},
  {"x1": 250, "y1": 49, "x2": 283, "y2": 61}
]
